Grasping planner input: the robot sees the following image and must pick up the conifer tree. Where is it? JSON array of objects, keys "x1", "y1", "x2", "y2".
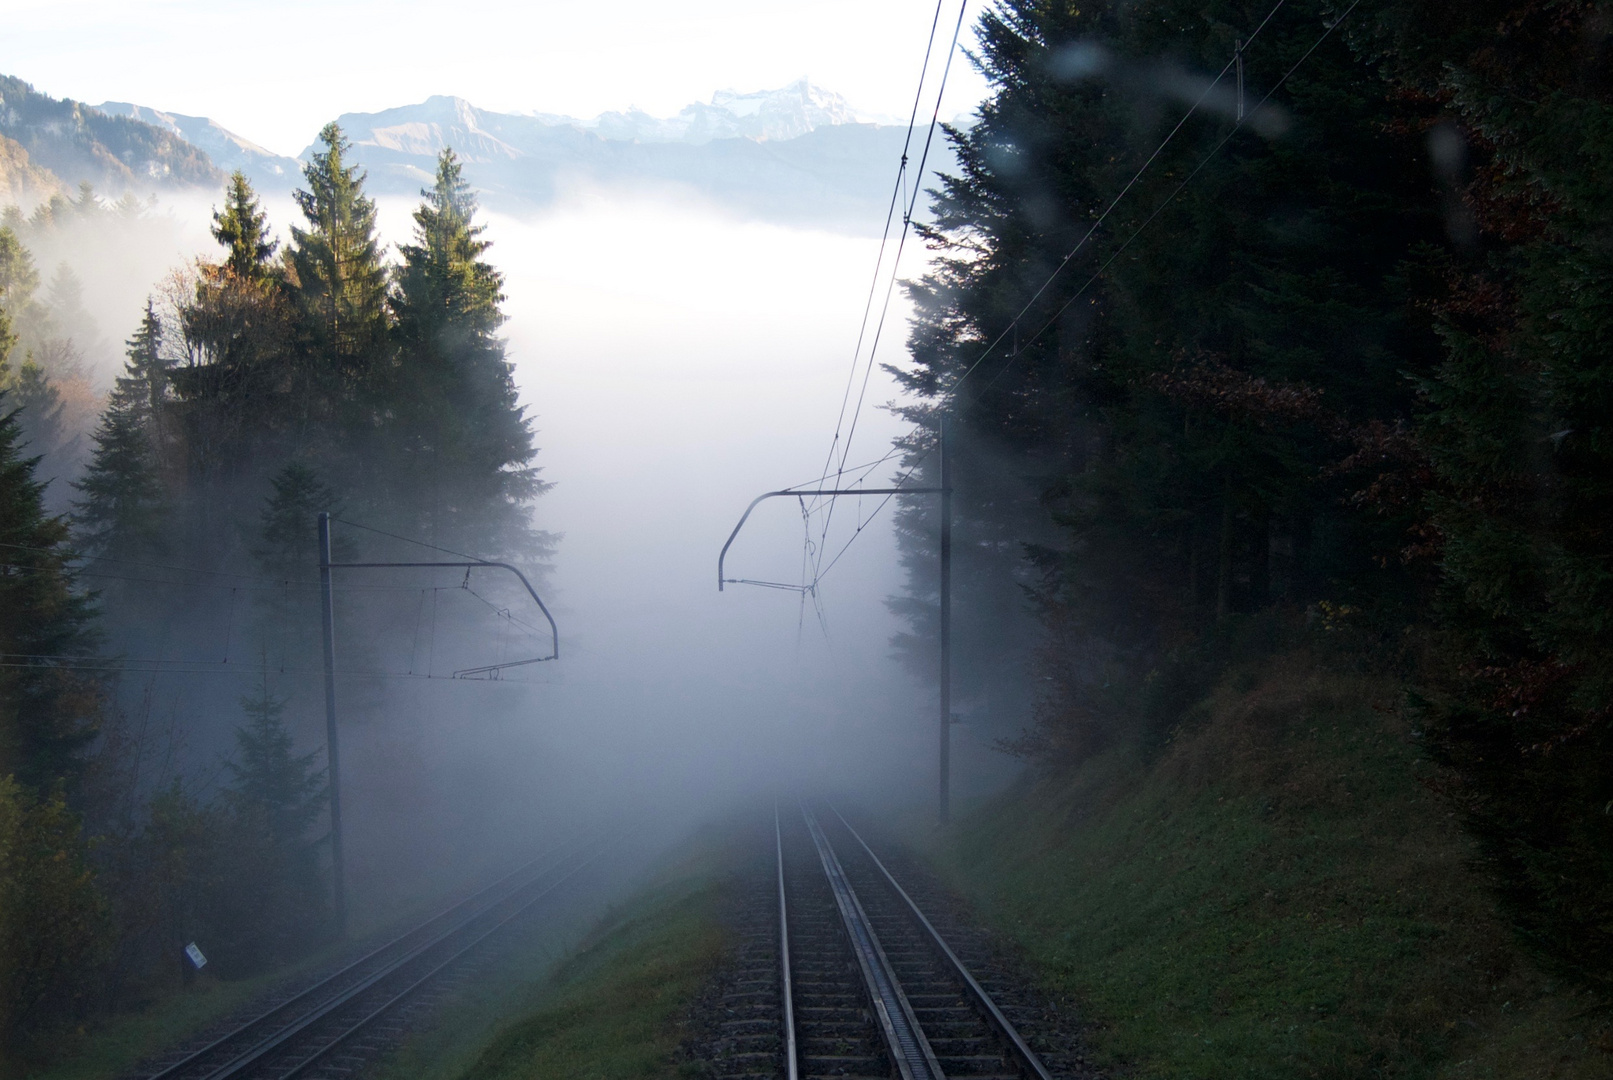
[
  {"x1": 73, "y1": 303, "x2": 167, "y2": 559},
  {"x1": 43, "y1": 265, "x2": 99, "y2": 356},
  {"x1": 211, "y1": 672, "x2": 327, "y2": 972},
  {"x1": 1364, "y1": 0, "x2": 1613, "y2": 985},
  {"x1": 388, "y1": 149, "x2": 547, "y2": 552},
  {"x1": 0, "y1": 390, "x2": 101, "y2": 793},
  {"x1": 289, "y1": 125, "x2": 388, "y2": 372},
  {"x1": 211, "y1": 172, "x2": 277, "y2": 282},
  {"x1": 4, "y1": 359, "x2": 72, "y2": 482},
  {"x1": 0, "y1": 227, "x2": 40, "y2": 332},
  {"x1": 225, "y1": 674, "x2": 326, "y2": 848},
  {"x1": 249, "y1": 463, "x2": 351, "y2": 678},
  {"x1": 0, "y1": 295, "x2": 13, "y2": 376},
  {"x1": 393, "y1": 149, "x2": 500, "y2": 344},
  {"x1": 252, "y1": 462, "x2": 346, "y2": 582}
]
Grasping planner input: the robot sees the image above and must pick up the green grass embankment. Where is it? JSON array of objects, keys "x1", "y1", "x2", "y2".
[
  {"x1": 450, "y1": 881, "x2": 721, "y2": 1080},
  {"x1": 926, "y1": 654, "x2": 1611, "y2": 1079},
  {"x1": 378, "y1": 831, "x2": 734, "y2": 1080}
]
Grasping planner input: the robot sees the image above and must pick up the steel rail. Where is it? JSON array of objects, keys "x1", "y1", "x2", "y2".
[
  {"x1": 830, "y1": 806, "x2": 1056, "y2": 1080},
  {"x1": 800, "y1": 803, "x2": 944, "y2": 1080},
  {"x1": 144, "y1": 845, "x2": 574, "y2": 1080},
  {"x1": 199, "y1": 843, "x2": 601, "y2": 1080},
  {"x1": 272, "y1": 846, "x2": 608, "y2": 1080},
  {"x1": 774, "y1": 803, "x2": 799, "y2": 1080}
]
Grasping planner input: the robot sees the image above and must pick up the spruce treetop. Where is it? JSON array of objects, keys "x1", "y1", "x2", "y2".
[
  {"x1": 289, "y1": 123, "x2": 388, "y2": 367},
  {"x1": 0, "y1": 226, "x2": 40, "y2": 317},
  {"x1": 212, "y1": 171, "x2": 278, "y2": 281},
  {"x1": 393, "y1": 148, "x2": 504, "y2": 344},
  {"x1": 71, "y1": 301, "x2": 167, "y2": 558}
]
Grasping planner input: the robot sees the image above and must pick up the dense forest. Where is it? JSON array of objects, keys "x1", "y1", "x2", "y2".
[
  {"x1": 891, "y1": 0, "x2": 1613, "y2": 991},
  {"x1": 0, "y1": 125, "x2": 548, "y2": 1060}
]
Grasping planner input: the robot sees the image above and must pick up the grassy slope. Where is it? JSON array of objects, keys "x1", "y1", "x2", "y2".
[
  {"x1": 927, "y1": 655, "x2": 1612, "y2": 1079},
  {"x1": 459, "y1": 884, "x2": 719, "y2": 1080},
  {"x1": 378, "y1": 830, "x2": 736, "y2": 1080},
  {"x1": 435, "y1": 880, "x2": 722, "y2": 1080}
]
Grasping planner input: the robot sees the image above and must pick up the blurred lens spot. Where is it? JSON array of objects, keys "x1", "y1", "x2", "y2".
[
  {"x1": 1427, "y1": 122, "x2": 1466, "y2": 181},
  {"x1": 1049, "y1": 41, "x2": 1110, "y2": 82}
]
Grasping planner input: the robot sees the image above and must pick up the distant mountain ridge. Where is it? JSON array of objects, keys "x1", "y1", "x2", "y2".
[
  {"x1": 92, "y1": 102, "x2": 301, "y2": 182},
  {"x1": 0, "y1": 75, "x2": 221, "y2": 198},
  {"x1": 3, "y1": 74, "x2": 955, "y2": 233},
  {"x1": 314, "y1": 80, "x2": 952, "y2": 229},
  {"x1": 551, "y1": 80, "x2": 877, "y2": 144}
]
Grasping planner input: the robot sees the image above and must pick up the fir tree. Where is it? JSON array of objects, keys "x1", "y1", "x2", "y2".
[
  {"x1": 252, "y1": 462, "x2": 346, "y2": 582},
  {"x1": 211, "y1": 171, "x2": 277, "y2": 282},
  {"x1": 224, "y1": 674, "x2": 325, "y2": 848},
  {"x1": 211, "y1": 671, "x2": 328, "y2": 973},
  {"x1": 0, "y1": 227, "x2": 40, "y2": 331},
  {"x1": 392, "y1": 149, "x2": 501, "y2": 345},
  {"x1": 387, "y1": 149, "x2": 548, "y2": 553},
  {"x1": 72, "y1": 303, "x2": 167, "y2": 559},
  {"x1": 43, "y1": 264, "x2": 99, "y2": 357},
  {"x1": 4, "y1": 358, "x2": 72, "y2": 482},
  {"x1": 0, "y1": 295, "x2": 13, "y2": 376},
  {"x1": 1366, "y1": 0, "x2": 1613, "y2": 986},
  {"x1": 0, "y1": 390, "x2": 101, "y2": 793},
  {"x1": 289, "y1": 124, "x2": 388, "y2": 372},
  {"x1": 887, "y1": 0, "x2": 1440, "y2": 743}
]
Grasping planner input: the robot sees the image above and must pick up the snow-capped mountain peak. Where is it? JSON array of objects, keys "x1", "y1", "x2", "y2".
[{"x1": 582, "y1": 79, "x2": 872, "y2": 144}]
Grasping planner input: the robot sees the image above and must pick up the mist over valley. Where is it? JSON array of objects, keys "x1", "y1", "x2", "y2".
[{"x1": 3, "y1": 3, "x2": 1612, "y2": 1078}]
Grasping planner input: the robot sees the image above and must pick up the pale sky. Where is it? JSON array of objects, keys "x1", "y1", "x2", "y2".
[{"x1": 1, "y1": 0, "x2": 988, "y2": 156}]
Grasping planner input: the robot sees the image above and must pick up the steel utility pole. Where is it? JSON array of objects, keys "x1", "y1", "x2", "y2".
[
  {"x1": 317, "y1": 512, "x2": 347, "y2": 935},
  {"x1": 938, "y1": 415, "x2": 953, "y2": 825},
  {"x1": 316, "y1": 514, "x2": 560, "y2": 937},
  {"x1": 718, "y1": 419, "x2": 954, "y2": 824}
]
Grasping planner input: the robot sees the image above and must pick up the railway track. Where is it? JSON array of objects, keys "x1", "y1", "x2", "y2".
[
  {"x1": 704, "y1": 803, "x2": 1067, "y2": 1080},
  {"x1": 135, "y1": 841, "x2": 605, "y2": 1080}
]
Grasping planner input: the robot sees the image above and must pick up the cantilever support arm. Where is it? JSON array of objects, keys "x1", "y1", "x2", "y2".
[
  {"x1": 717, "y1": 488, "x2": 943, "y2": 592},
  {"x1": 328, "y1": 560, "x2": 559, "y2": 663}
]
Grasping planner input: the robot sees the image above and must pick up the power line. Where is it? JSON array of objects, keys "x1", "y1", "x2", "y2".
[
  {"x1": 948, "y1": 0, "x2": 1292, "y2": 400},
  {"x1": 817, "y1": 0, "x2": 956, "y2": 502},
  {"x1": 330, "y1": 516, "x2": 488, "y2": 563},
  {"x1": 813, "y1": 0, "x2": 972, "y2": 583},
  {"x1": 795, "y1": 0, "x2": 1355, "y2": 589},
  {"x1": 0, "y1": 653, "x2": 541, "y2": 682},
  {"x1": 0, "y1": 560, "x2": 463, "y2": 594},
  {"x1": 974, "y1": 0, "x2": 1362, "y2": 398},
  {"x1": 0, "y1": 539, "x2": 327, "y2": 588}
]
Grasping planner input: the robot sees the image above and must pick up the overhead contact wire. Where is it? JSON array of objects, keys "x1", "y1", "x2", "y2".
[{"x1": 816, "y1": 0, "x2": 971, "y2": 583}]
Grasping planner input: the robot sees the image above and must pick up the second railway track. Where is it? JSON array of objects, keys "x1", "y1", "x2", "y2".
[
  {"x1": 135, "y1": 840, "x2": 606, "y2": 1080},
  {"x1": 705, "y1": 802, "x2": 1068, "y2": 1080}
]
